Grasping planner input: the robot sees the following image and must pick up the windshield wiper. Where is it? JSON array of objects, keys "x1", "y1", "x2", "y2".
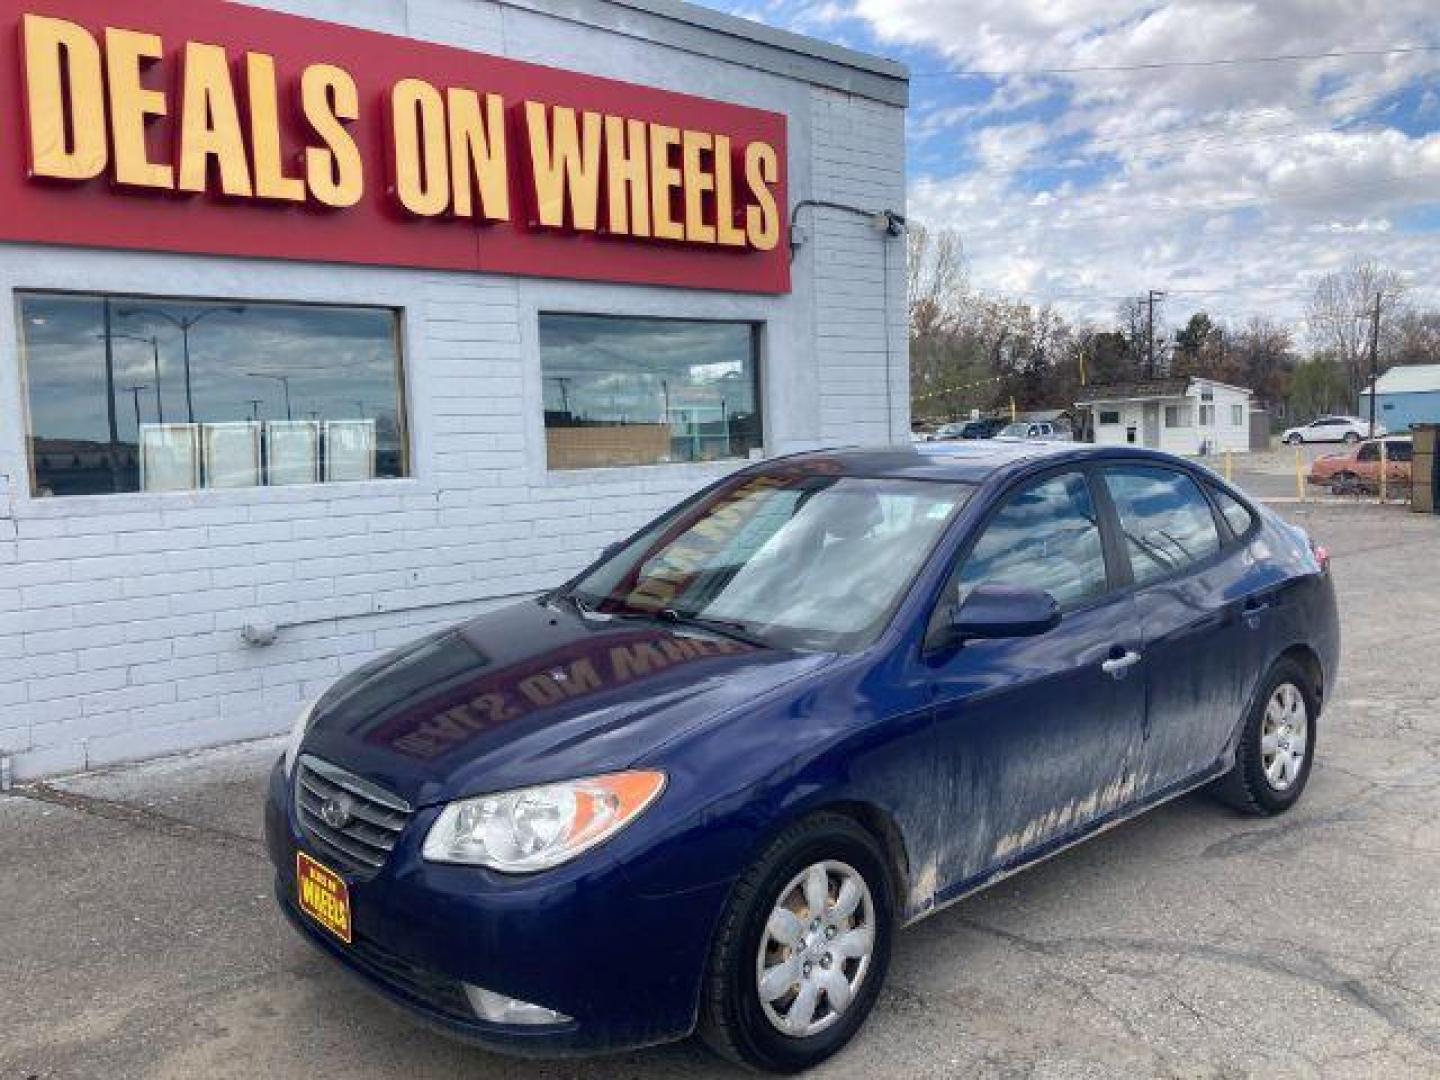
[
  {"x1": 547, "y1": 589, "x2": 596, "y2": 616},
  {"x1": 657, "y1": 608, "x2": 772, "y2": 648}
]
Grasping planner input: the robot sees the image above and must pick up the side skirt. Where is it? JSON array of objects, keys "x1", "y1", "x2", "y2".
[{"x1": 903, "y1": 761, "x2": 1229, "y2": 928}]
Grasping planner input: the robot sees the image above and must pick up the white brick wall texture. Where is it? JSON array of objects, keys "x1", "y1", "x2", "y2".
[{"x1": 0, "y1": 0, "x2": 907, "y2": 779}]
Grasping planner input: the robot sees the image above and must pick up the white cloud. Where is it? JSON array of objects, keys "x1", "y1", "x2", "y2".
[{"x1": 836, "y1": 0, "x2": 1440, "y2": 327}]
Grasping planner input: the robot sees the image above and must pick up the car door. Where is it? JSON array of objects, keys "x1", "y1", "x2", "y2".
[
  {"x1": 1099, "y1": 464, "x2": 1262, "y2": 796},
  {"x1": 1355, "y1": 441, "x2": 1381, "y2": 485},
  {"x1": 921, "y1": 469, "x2": 1146, "y2": 893}
]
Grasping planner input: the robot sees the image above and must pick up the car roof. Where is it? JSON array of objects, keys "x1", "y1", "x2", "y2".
[{"x1": 748, "y1": 441, "x2": 1192, "y2": 485}]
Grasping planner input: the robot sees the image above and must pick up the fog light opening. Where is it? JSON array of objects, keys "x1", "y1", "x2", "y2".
[{"x1": 463, "y1": 984, "x2": 571, "y2": 1026}]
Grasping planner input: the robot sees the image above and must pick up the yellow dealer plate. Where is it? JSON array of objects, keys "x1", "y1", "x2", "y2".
[{"x1": 297, "y1": 851, "x2": 352, "y2": 945}]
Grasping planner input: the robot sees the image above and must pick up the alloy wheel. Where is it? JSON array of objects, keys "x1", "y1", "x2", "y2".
[{"x1": 755, "y1": 860, "x2": 876, "y2": 1038}]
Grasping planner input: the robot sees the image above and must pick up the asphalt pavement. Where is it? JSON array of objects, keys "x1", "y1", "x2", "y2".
[{"x1": 3, "y1": 501, "x2": 1439, "y2": 1079}]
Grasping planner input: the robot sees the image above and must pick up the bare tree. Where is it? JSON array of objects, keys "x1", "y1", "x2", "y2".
[
  {"x1": 907, "y1": 224, "x2": 967, "y2": 341},
  {"x1": 1307, "y1": 258, "x2": 1406, "y2": 400},
  {"x1": 1391, "y1": 307, "x2": 1440, "y2": 367}
]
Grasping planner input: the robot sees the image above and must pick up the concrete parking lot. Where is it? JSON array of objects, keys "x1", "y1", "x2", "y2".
[{"x1": 3, "y1": 502, "x2": 1439, "y2": 1080}]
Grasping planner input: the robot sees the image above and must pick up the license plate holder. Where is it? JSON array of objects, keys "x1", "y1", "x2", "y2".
[{"x1": 296, "y1": 851, "x2": 352, "y2": 945}]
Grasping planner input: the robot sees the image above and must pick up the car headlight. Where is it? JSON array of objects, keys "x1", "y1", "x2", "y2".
[
  {"x1": 282, "y1": 698, "x2": 320, "y2": 778},
  {"x1": 422, "y1": 771, "x2": 666, "y2": 873}
]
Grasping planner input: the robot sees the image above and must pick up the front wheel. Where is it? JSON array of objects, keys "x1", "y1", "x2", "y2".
[
  {"x1": 699, "y1": 814, "x2": 894, "y2": 1073},
  {"x1": 1211, "y1": 658, "x2": 1318, "y2": 815}
]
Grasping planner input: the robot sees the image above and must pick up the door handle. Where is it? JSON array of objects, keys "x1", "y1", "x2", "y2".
[
  {"x1": 1242, "y1": 596, "x2": 1272, "y2": 625},
  {"x1": 1101, "y1": 649, "x2": 1142, "y2": 678}
]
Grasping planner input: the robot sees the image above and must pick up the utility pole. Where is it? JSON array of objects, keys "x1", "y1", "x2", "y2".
[
  {"x1": 100, "y1": 299, "x2": 122, "y2": 492},
  {"x1": 1145, "y1": 290, "x2": 1166, "y2": 378},
  {"x1": 1367, "y1": 290, "x2": 1383, "y2": 436},
  {"x1": 123, "y1": 384, "x2": 149, "y2": 432},
  {"x1": 120, "y1": 304, "x2": 244, "y2": 425}
]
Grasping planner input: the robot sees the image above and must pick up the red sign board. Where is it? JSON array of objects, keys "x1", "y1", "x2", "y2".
[{"x1": 0, "y1": 0, "x2": 790, "y2": 293}]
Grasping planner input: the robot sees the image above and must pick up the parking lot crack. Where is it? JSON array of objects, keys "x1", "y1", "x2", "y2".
[{"x1": 13, "y1": 783, "x2": 267, "y2": 858}]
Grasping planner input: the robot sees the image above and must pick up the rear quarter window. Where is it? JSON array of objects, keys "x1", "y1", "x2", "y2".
[{"x1": 1209, "y1": 485, "x2": 1258, "y2": 539}]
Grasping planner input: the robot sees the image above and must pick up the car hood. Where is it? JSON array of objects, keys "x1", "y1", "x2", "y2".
[{"x1": 300, "y1": 599, "x2": 836, "y2": 807}]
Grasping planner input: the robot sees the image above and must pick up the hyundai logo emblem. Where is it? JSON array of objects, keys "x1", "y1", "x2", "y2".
[{"x1": 320, "y1": 795, "x2": 354, "y2": 830}]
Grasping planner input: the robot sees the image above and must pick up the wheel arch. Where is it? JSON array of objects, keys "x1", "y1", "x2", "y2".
[
  {"x1": 738, "y1": 793, "x2": 915, "y2": 919},
  {"x1": 1276, "y1": 642, "x2": 1325, "y2": 712}
]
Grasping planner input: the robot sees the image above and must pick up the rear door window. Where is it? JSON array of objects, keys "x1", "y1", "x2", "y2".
[
  {"x1": 1102, "y1": 467, "x2": 1221, "y2": 585},
  {"x1": 1386, "y1": 440, "x2": 1413, "y2": 462}
]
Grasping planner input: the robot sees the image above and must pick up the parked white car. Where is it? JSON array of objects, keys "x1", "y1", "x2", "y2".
[
  {"x1": 1281, "y1": 415, "x2": 1385, "y2": 445},
  {"x1": 994, "y1": 420, "x2": 1074, "y2": 442}
]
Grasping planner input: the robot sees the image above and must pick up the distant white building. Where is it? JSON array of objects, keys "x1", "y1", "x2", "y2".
[{"x1": 1076, "y1": 377, "x2": 1254, "y2": 454}]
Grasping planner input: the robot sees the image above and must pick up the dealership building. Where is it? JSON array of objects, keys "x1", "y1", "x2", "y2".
[{"x1": 0, "y1": 0, "x2": 908, "y2": 779}]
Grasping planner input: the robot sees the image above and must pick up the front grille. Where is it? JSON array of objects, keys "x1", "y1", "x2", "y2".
[{"x1": 295, "y1": 755, "x2": 412, "y2": 879}]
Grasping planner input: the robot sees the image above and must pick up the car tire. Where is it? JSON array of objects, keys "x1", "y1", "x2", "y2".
[
  {"x1": 1343, "y1": 431, "x2": 1361, "y2": 444},
  {"x1": 1284, "y1": 433, "x2": 1302, "y2": 445},
  {"x1": 1210, "y1": 657, "x2": 1318, "y2": 816},
  {"x1": 698, "y1": 813, "x2": 894, "y2": 1074},
  {"x1": 1329, "y1": 471, "x2": 1358, "y2": 496}
]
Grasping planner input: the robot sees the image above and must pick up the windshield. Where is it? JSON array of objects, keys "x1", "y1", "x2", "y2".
[{"x1": 567, "y1": 473, "x2": 973, "y2": 652}]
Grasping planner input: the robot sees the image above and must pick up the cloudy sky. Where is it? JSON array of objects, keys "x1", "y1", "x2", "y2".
[{"x1": 701, "y1": 0, "x2": 1440, "y2": 333}]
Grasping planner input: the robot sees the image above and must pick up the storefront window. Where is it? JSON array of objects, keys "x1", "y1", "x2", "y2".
[
  {"x1": 539, "y1": 313, "x2": 761, "y2": 470},
  {"x1": 17, "y1": 292, "x2": 407, "y2": 497}
]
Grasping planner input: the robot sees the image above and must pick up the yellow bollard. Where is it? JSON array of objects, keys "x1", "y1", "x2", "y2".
[
  {"x1": 1224, "y1": 449, "x2": 1233, "y2": 482},
  {"x1": 1296, "y1": 446, "x2": 1305, "y2": 501},
  {"x1": 1379, "y1": 439, "x2": 1388, "y2": 503}
]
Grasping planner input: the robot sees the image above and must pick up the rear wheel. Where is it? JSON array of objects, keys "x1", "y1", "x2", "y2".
[
  {"x1": 1343, "y1": 431, "x2": 1361, "y2": 444},
  {"x1": 699, "y1": 814, "x2": 894, "y2": 1073},
  {"x1": 1211, "y1": 658, "x2": 1317, "y2": 815},
  {"x1": 1285, "y1": 433, "x2": 1303, "y2": 445}
]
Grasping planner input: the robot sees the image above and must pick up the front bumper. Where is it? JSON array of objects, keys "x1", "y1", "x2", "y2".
[{"x1": 264, "y1": 758, "x2": 729, "y2": 1055}]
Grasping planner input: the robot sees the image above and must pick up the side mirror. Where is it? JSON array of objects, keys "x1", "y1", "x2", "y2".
[
  {"x1": 600, "y1": 541, "x2": 623, "y2": 560},
  {"x1": 951, "y1": 583, "x2": 1060, "y2": 641}
]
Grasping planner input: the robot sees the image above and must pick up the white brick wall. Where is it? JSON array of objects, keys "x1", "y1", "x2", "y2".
[
  {"x1": 0, "y1": 0, "x2": 907, "y2": 779},
  {"x1": 807, "y1": 89, "x2": 909, "y2": 446}
]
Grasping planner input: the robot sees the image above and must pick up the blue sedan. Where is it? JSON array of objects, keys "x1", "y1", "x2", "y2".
[{"x1": 266, "y1": 442, "x2": 1338, "y2": 1072}]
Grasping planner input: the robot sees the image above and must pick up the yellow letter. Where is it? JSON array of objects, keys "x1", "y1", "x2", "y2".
[
  {"x1": 648, "y1": 123, "x2": 683, "y2": 241},
  {"x1": 178, "y1": 43, "x2": 253, "y2": 196},
  {"x1": 105, "y1": 28, "x2": 174, "y2": 190},
  {"x1": 21, "y1": 15, "x2": 107, "y2": 181},
  {"x1": 301, "y1": 64, "x2": 363, "y2": 208},
  {"x1": 447, "y1": 88, "x2": 509, "y2": 221},
  {"x1": 604, "y1": 115, "x2": 649, "y2": 237},
  {"x1": 681, "y1": 129, "x2": 716, "y2": 244},
  {"x1": 525, "y1": 102, "x2": 602, "y2": 231},
  {"x1": 713, "y1": 134, "x2": 746, "y2": 247},
  {"x1": 744, "y1": 141, "x2": 780, "y2": 251},
  {"x1": 391, "y1": 78, "x2": 449, "y2": 217},
  {"x1": 246, "y1": 52, "x2": 303, "y2": 202}
]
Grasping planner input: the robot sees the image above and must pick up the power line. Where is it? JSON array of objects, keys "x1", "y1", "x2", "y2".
[
  {"x1": 942, "y1": 113, "x2": 1399, "y2": 183},
  {"x1": 930, "y1": 167, "x2": 1440, "y2": 230},
  {"x1": 913, "y1": 85, "x2": 1427, "y2": 184},
  {"x1": 911, "y1": 44, "x2": 1440, "y2": 79}
]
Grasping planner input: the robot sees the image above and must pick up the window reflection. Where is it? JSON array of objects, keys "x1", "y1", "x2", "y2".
[
  {"x1": 957, "y1": 472, "x2": 1108, "y2": 610},
  {"x1": 1103, "y1": 467, "x2": 1221, "y2": 584},
  {"x1": 539, "y1": 313, "x2": 762, "y2": 470},
  {"x1": 18, "y1": 293, "x2": 407, "y2": 497}
]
